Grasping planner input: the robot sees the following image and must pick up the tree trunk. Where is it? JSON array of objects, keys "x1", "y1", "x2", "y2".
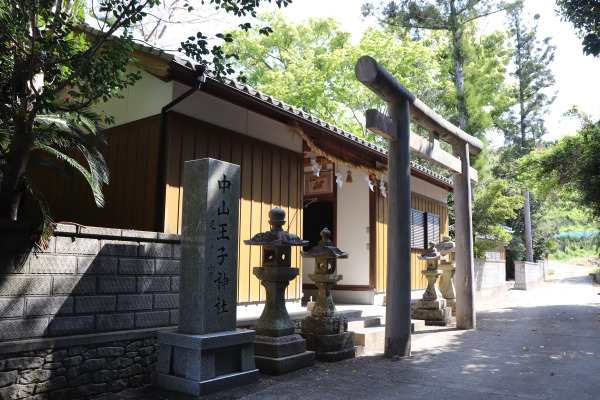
[
  {"x1": 450, "y1": 0, "x2": 467, "y2": 131},
  {"x1": 524, "y1": 190, "x2": 533, "y2": 262},
  {"x1": 0, "y1": 114, "x2": 36, "y2": 220}
]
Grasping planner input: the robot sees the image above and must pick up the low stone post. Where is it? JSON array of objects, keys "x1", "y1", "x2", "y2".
[
  {"x1": 154, "y1": 158, "x2": 258, "y2": 396},
  {"x1": 300, "y1": 228, "x2": 355, "y2": 361},
  {"x1": 437, "y1": 236, "x2": 456, "y2": 315},
  {"x1": 413, "y1": 242, "x2": 452, "y2": 326},
  {"x1": 244, "y1": 208, "x2": 315, "y2": 375}
]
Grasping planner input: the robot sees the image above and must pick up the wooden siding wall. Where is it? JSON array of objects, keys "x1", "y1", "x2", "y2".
[
  {"x1": 375, "y1": 183, "x2": 449, "y2": 292},
  {"x1": 163, "y1": 113, "x2": 303, "y2": 303},
  {"x1": 23, "y1": 115, "x2": 160, "y2": 231}
]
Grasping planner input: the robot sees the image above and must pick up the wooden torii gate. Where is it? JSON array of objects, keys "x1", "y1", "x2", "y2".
[{"x1": 355, "y1": 56, "x2": 483, "y2": 357}]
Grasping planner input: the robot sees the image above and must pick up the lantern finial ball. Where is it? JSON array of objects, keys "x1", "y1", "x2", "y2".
[{"x1": 268, "y1": 208, "x2": 286, "y2": 231}]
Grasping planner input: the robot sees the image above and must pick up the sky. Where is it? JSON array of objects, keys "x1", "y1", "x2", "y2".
[{"x1": 208, "y1": 0, "x2": 600, "y2": 146}]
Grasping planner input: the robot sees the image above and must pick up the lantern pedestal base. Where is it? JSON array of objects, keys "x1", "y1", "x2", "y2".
[
  {"x1": 302, "y1": 331, "x2": 356, "y2": 361},
  {"x1": 301, "y1": 315, "x2": 355, "y2": 361},
  {"x1": 412, "y1": 298, "x2": 453, "y2": 326},
  {"x1": 253, "y1": 334, "x2": 314, "y2": 375},
  {"x1": 154, "y1": 329, "x2": 258, "y2": 396}
]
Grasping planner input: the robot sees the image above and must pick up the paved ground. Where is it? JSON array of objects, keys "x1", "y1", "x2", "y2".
[{"x1": 96, "y1": 261, "x2": 599, "y2": 400}]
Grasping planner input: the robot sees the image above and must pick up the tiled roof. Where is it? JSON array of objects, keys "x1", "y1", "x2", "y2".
[{"x1": 79, "y1": 24, "x2": 452, "y2": 187}]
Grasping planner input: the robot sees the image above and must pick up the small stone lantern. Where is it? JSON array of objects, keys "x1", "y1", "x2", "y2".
[
  {"x1": 244, "y1": 208, "x2": 314, "y2": 375},
  {"x1": 413, "y1": 242, "x2": 452, "y2": 326},
  {"x1": 437, "y1": 235, "x2": 456, "y2": 315},
  {"x1": 300, "y1": 228, "x2": 355, "y2": 361}
]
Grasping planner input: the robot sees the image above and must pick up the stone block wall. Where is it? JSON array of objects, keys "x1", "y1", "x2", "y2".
[
  {"x1": 0, "y1": 330, "x2": 158, "y2": 399},
  {"x1": 0, "y1": 221, "x2": 180, "y2": 342},
  {"x1": 473, "y1": 259, "x2": 506, "y2": 304},
  {"x1": 514, "y1": 261, "x2": 540, "y2": 290},
  {"x1": 0, "y1": 221, "x2": 182, "y2": 398}
]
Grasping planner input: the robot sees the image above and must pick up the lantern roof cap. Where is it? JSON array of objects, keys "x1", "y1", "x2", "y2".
[
  {"x1": 301, "y1": 228, "x2": 348, "y2": 259},
  {"x1": 436, "y1": 235, "x2": 455, "y2": 254},
  {"x1": 244, "y1": 208, "x2": 308, "y2": 247}
]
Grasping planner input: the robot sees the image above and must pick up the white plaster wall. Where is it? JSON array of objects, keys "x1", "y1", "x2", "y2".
[
  {"x1": 171, "y1": 82, "x2": 302, "y2": 153},
  {"x1": 379, "y1": 175, "x2": 448, "y2": 204},
  {"x1": 334, "y1": 165, "x2": 371, "y2": 286},
  {"x1": 411, "y1": 177, "x2": 448, "y2": 203},
  {"x1": 93, "y1": 67, "x2": 172, "y2": 127}
]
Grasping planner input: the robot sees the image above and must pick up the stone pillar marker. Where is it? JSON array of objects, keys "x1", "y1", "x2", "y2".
[
  {"x1": 300, "y1": 228, "x2": 355, "y2": 361},
  {"x1": 244, "y1": 208, "x2": 315, "y2": 375},
  {"x1": 412, "y1": 242, "x2": 452, "y2": 326},
  {"x1": 437, "y1": 235, "x2": 456, "y2": 315},
  {"x1": 154, "y1": 158, "x2": 258, "y2": 396}
]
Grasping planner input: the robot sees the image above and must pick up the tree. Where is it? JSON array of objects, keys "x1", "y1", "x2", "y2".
[
  {"x1": 362, "y1": 0, "x2": 520, "y2": 135},
  {"x1": 556, "y1": 0, "x2": 600, "y2": 57},
  {"x1": 520, "y1": 108, "x2": 600, "y2": 219},
  {"x1": 499, "y1": 4, "x2": 556, "y2": 262},
  {"x1": 499, "y1": 5, "x2": 556, "y2": 147},
  {"x1": 223, "y1": 12, "x2": 444, "y2": 142},
  {"x1": 0, "y1": 0, "x2": 290, "y2": 224},
  {"x1": 471, "y1": 179, "x2": 523, "y2": 259}
]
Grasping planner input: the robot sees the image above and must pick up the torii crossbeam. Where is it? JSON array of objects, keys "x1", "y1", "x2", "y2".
[{"x1": 355, "y1": 56, "x2": 483, "y2": 358}]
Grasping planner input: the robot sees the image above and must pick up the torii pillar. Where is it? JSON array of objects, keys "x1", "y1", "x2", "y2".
[
  {"x1": 356, "y1": 57, "x2": 481, "y2": 354},
  {"x1": 356, "y1": 57, "x2": 413, "y2": 357}
]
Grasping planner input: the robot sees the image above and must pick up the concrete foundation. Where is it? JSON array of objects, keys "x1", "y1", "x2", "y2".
[
  {"x1": 155, "y1": 329, "x2": 258, "y2": 396},
  {"x1": 253, "y1": 334, "x2": 315, "y2": 375}
]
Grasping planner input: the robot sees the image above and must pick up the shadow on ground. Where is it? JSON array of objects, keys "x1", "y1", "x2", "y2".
[{"x1": 94, "y1": 277, "x2": 600, "y2": 400}]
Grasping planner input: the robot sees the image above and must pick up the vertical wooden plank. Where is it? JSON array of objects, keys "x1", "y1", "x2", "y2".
[
  {"x1": 143, "y1": 119, "x2": 160, "y2": 232},
  {"x1": 103, "y1": 130, "x2": 119, "y2": 228},
  {"x1": 287, "y1": 155, "x2": 300, "y2": 299},
  {"x1": 113, "y1": 130, "x2": 130, "y2": 228},
  {"x1": 259, "y1": 150, "x2": 272, "y2": 301},
  {"x1": 123, "y1": 128, "x2": 139, "y2": 229},
  {"x1": 249, "y1": 143, "x2": 263, "y2": 302},
  {"x1": 231, "y1": 139, "x2": 246, "y2": 303},
  {"x1": 271, "y1": 151, "x2": 281, "y2": 208},
  {"x1": 194, "y1": 122, "x2": 209, "y2": 160},
  {"x1": 132, "y1": 123, "x2": 148, "y2": 230},
  {"x1": 238, "y1": 141, "x2": 253, "y2": 303},
  {"x1": 177, "y1": 119, "x2": 196, "y2": 234},
  {"x1": 207, "y1": 129, "x2": 220, "y2": 159},
  {"x1": 220, "y1": 133, "x2": 232, "y2": 163},
  {"x1": 163, "y1": 116, "x2": 183, "y2": 234}
]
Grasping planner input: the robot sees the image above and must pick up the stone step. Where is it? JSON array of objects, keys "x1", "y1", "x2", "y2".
[
  {"x1": 353, "y1": 326, "x2": 386, "y2": 347},
  {"x1": 353, "y1": 320, "x2": 427, "y2": 347},
  {"x1": 347, "y1": 316, "x2": 382, "y2": 331}
]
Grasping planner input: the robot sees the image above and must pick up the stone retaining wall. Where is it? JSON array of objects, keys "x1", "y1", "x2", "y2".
[
  {"x1": 514, "y1": 261, "x2": 540, "y2": 290},
  {"x1": 0, "y1": 221, "x2": 181, "y2": 399},
  {"x1": 473, "y1": 259, "x2": 506, "y2": 304},
  {"x1": 0, "y1": 329, "x2": 158, "y2": 399},
  {"x1": 0, "y1": 221, "x2": 180, "y2": 342}
]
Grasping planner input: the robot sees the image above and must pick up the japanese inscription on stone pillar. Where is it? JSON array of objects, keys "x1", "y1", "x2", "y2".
[{"x1": 178, "y1": 158, "x2": 240, "y2": 335}]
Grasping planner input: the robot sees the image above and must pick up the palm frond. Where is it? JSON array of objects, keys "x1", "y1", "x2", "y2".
[
  {"x1": 23, "y1": 176, "x2": 55, "y2": 250},
  {"x1": 35, "y1": 142, "x2": 106, "y2": 207}
]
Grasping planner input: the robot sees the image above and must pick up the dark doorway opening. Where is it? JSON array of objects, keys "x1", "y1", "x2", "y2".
[{"x1": 303, "y1": 201, "x2": 334, "y2": 251}]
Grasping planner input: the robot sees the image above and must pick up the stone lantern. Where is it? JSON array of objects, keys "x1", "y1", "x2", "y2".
[
  {"x1": 300, "y1": 228, "x2": 355, "y2": 361},
  {"x1": 413, "y1": 242, "x2": 452, "y2": 326},
  {"x1": 437, "y1": 235, "x2": 456, "y2": 315},
  {"x1": 244, "y1": 208, "x2": 314, "y2": 375}
]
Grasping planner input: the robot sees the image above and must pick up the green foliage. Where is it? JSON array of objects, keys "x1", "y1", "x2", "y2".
[
  {"x1": 519, "y1": 108, "x2": 600, "y2": 219},
  {"x1": 0, "y1": 0, "x2": 289, "y2": 226},
  {"x1": 472, "y1": 179, "x2": 523, "y2": 258},
  {"x1": 223, "y1": 12, "x2": 443, "y2": 142},
  {"x1": 556, "y1": 0, "x2": 600, "y2": 56},
  {"x1": 549, "y1": 232, "x2": 598, "y2": 261},
  {"x1": 363, "y1": 0, "x2": 520, "y2": 135}
]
